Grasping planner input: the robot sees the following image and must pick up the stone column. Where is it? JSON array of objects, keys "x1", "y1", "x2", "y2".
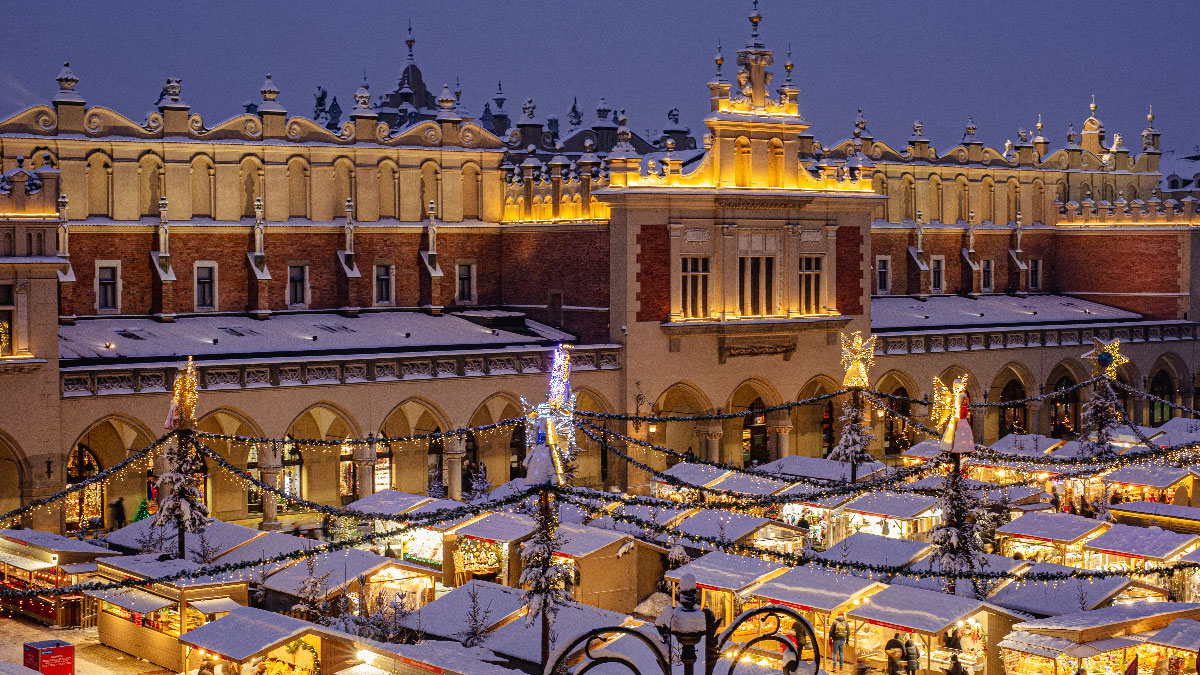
[
  {"x1": 354, "y1": 435, "x2": 376, "y2": 500},
  {"x1": 1027, "y1": 400, "x2": 1046, "y2": 437},
  {"x1": 257, "y1": 443, "x2": 282, "y2": 531},
  {"x1": 446, "y1": 436, "x2": 467, "y2": 501},
  {"x1": 695, "y1": 420, "x2": 723, "y2": 463}
]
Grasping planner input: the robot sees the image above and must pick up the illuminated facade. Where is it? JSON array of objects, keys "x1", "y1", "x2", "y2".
[{"x1": 1, "y1": 11, "x2": 1198, "y2": 532}]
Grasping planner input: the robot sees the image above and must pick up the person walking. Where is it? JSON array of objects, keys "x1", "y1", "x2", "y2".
[
  {"x1": 109, "y1": 497, "x2": 126, "y2": 531},
  {"x1": 829, "y1": 612, "x2": 850, "y2": 670},
  {"x1": 885, "y1": 633, "x2": 905, "y2": 675},
  {"x1": 903, "y1": 634, "x2": 920, "y2": 675}
]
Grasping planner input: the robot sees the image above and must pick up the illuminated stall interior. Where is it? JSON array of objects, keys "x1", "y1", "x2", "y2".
[
  {"x1": 0, "y1": 529, "x2": 120, "y2": 626},
  {"x1": 988, "y1": 562, "x2": 1169, "y2": 619},
  {"x1": 900, "y1": 439, "x2": 943, "y2": 467},
  {"x1": 450, "y1": 512, "x2": 536, "y2": 587},
  {"x1": 651, "y1": 462, "x2": 730, "y2": 502},
  {"x1": 396, "y1": 497, "x2": 481, "y2": 590},
  {"x1": 704, "y1": 473, "x2": 788, "y2": 517},
  {"x1": 840, "y1": 492, "x2": 940, "y2": 541},
  {"x1": 673, "y1": 509, "x2": 807, "y2": 556},
  {"x1": 180, "y1": 606, "x2": 340, "y2": 675},
  {"x1": 995, "y1": 511, "x2": 1108, "y2": 564},
  {"x1": 666, "y1": 552, "x2": 785, "y2": 631},
  {"x1": 1103, "y1": 466, "x2": 1195, "y2": 506},
  {"x1": 1110, "y1": 500, "x2": 1200, "y2": 535},
  {"x1": 776, "y1": 488, "x2": 852, "y2": 551}
]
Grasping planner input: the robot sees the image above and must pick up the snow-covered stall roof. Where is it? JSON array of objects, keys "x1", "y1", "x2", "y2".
[
  {"x1": 404, "y1": 498, "x2": 478, "y2": 529},
  {"x1": 553, "y1": 523, "x2": 630, "y2": 559},
  {"x1": 1012, "y1": 602, "x2": 1200, "y2": 643},
  {"x1": 264, "y1": 548, "x2": 394, "y2": 597},
  {"x1": 758, "y1": 455, "x2": 888, "y2": 482},
  {"x1": 905, "y1": 476, "x2": 1046, "y2": 504},
  {"x1": 988, "y1": 563, "x2": 1138, "y2": 617},
  {"x1": 746, "y1": 566, "x2": 884, "y2": 613},
  {"x1": 665, "y1": 552, "x2": 784, "y2": 592},
  {"x1": 98, "y1": 552, "x2": 242, "y2": 586},
  {"x1": 58, "y1": 311, "x2": 563, "y2": 364},
  {"x1": 655, "y1": 462, "x2": 730, "y2": 488},
  {"x1": 360, "y1": 639, "x2": 525, "y2": 675},
  {"x1": 0, "y1": 529, "x2": 120, "y2": 556},
  {"x1": 997, "y1": 630, "x2": 1142, "y2": 659},
  {"x1": 814, "y1": 532, "x2": 930, "y2": 576},
  {"x1": 1149, "y1": 416, "x2": 1200, "y2": 448},
  {"x1": 1106, "y1": 423, "x2": 1164, "y2": 446},
  {"x1": 1082, "y1": 523, "x2": 1198, "y2": 560},
  {"x1": 1102, "y1": 465, "x2": 1191, "y2": 489},
  {"x1": 589, "y1": 504, "x2": 687, "y2": 542},
  {"x1": 777, "y1": 483, "x2": 854, "y2": 509},
  {"x1": 1110, "y1": 500, "x2": 1200, "y2": 528},
  {"x1": 673, "y1": 510, "x2": 773, "y2": 549},
  {"x1": 903, "y1": 439, "x2": 943, "y2": 460},
  {"x1": 869, "y1": 294, "x2": 1141, "y2": 332},
  {"x1": 848, "y1": 584, "x2": 1018, "y2": 635},
  {"x1": 578, "y1": 630, "x2": 778, "y2": 675},
  {"x1": 706, "y1": 472, "x2": 788, "y2": 496},
  {"x1": 890, "y1": 553, "x2": 1029, "y2": 598},
  {"x1": 178, "y1": 605, "x2": 313, "y2": 660},
  {"x1": 346, "y1": 489, "x2": 432, "y2": 516},
  {"x1": 456, "y1": 512, "x2": 537, "y2": 543},
  {"x1": 86, "y1": 586, "x2": 174, "y2": 613},
  {"x1": 400, "y1": 580, "x2": 525, "y2": 639},
  {"x1": 995, "y1": 511, "x2": 1107, "y2": 543},
  {"x1": 842, "y1": 491, "x2": 938, "y2": 519},
  {"x1": 105, "y1": 516, "x2": 265, "y2": 560},
  {"x1": 1146, "y1": 618, "x2": 1200, "y2": 651},
  {"x1": 484, "y1": 600, "x2": 629, "y2": 664},
  {"x1": 211, "y1": 532, "x2": 318, "y2": 575},
  {"x1": 987, "y1": 433, "x2": 1063, "y2": 457}
]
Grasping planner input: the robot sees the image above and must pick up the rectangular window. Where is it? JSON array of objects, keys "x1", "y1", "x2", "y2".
[
  {"x1": 799, "y1": 256, "x2": 823, "y2": 314},
  {"x1": 681, "y1": 256, "x2": 710, "y2": 319},
  {"x1": 456, "y1": 263, "x2": 476, "y2": 304},
  {"x1": 98, "y1": 265, "x2": 119, "y2": 311},
  {"x1": 288, "y1": 265, "x2": 307, "y2": 306},
  {"x1": 875, "y1": 256, "x2": 890, "y2": 295},
  {"x1": 930, "y1": 256, "x2": 944, "y2": 293},
  {"x1": 375, "y1": 264, "x2": 392, "y2": 304},
  {"x1": 738, "y1": 256, "x2": 775, "y2": 317},
  {"x1": 0, "y1": 285, "x2": 12, "y2": 357},
  {"x1": 981, "y1": 259, "x2": 994, "y2": 291},
  {"x1": 1029, "y1": 259, "x2": 1042, "y2": 290},
  {"x1": 195, "y1": 264, "x2": 216, "y2": 309}
]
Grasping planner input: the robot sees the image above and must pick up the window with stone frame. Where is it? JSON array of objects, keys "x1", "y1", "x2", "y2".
[
  {"x1": 195, "y1": 263, "x2": 217, "y2": 310},
  {"x1": 681, "y1": 256, "x2": 710, "y2": 319},
  {"x1": 981, "y1": 259, "x2": 994, "y2": 292},
  {"x1": 875, "y1": 255, "x2": 890, "y2": 295},
  {"x1": 798, "y1": 256, "x2": 823, "y2": 314},
  {"x1": 0, "y1": 284, "x2": 12, "y2": 357},
  {"x1": 456, "y1": 262, "x2": 477, "y2": 304},
  {"x1": 96, "y1": 261, "x2": 120, "y2": 312},
  {"x1": 1029, "y1": 258, "x2": 1043, "y2": 290},
  {"x1": 739, "y1": 255, "x2": 775, "y2": 317},
  {"x1": 930, "y1": 255, "x2": 945, "y2": 293},
  {"x1": 374, "y1": 264, "x2": 393, "y2": 305},
  {"x1": 288, "y1": 264, "x2": 309, "y2": 307}
]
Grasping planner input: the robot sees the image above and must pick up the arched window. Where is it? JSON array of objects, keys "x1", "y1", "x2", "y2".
[
  {"x1": 1051, "y1": 376, "x2": 1079, "y2": 438},
  {"x1": 509, "y1": 424, "x2": 526, "y2": 482},
  {"x1": 734, "y1": 138, "x2": 751, "y2": 187},
  {"x1": 767, "y1": 140, "x2": 784, "y2": 188},
  {"x1": 339, "y1": 441, "x2": 394, "y2": 502},
  {"x1": 883, "y1": 387, "x2": 912, "y2": 455},
  {"x1": 742, "y1": 398, "x2": 768, "y2": 466},
  {"x1": 1150, "y1": 371, "x2": 1175, "y2": 425},
  {"x1": 66, "y1": 445, "x2": 104, "y2": 531},
  {"x1": 427, "y1": 430, "x2": 444, "y2": 491},
  {"x1": 1169, "y1": 179, "x2": 1180, "y2": 190},
  {"x1": 999, "y1": 380, "x2": 1027, "y2": 437}
]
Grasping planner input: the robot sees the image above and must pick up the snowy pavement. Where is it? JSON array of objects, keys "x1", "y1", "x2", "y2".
[{"x1": 0, "y1": 613, "x2": 171, "y2": 675}]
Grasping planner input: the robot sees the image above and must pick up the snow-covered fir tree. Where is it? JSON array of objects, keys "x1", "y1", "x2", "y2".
[
  {"x1": 1080, "y1": 378, "x2": 1122, "y2": 460},
  {"x1": 190, "y1": 530, "x2": 221, "y2": 563},
  {"x1": 465, "y1": 464, "x2": 492, "y2": 504},
  {"x1": 928, "y1": 466, "x2": 988, "y2": 595},
  {"x1": 1092, "y1": 485, "x2": 1116, "y2": 523},
  {"x1": 828, "y1": 398, "x2": 875, "y2": 477},
  {"x1": 666, "y1": 535, "x2": 691, "y2": 570},
  {"x1": 518, "y1": 494, "x2": 573, "y2": 631},
  {"x1": 427, "y1": 465, "x2": 447, "y2": 499},
  {"x1": 249, "y1": 558, "x2": 270, "y2": 606},
  {"x1": 456, "y1": 583, "x2": 494, "y2": 647},
  {"x1": 155, "y1": 437, "x2": 209, "y2": 559},
  {"x1": 291, "y1": 556, "x2": 331, "y2": 622}
]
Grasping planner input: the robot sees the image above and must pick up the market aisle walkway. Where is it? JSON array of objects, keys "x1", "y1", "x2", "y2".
[{"x1": 0, "y1": 613, "x2": 171, "y2": 675}]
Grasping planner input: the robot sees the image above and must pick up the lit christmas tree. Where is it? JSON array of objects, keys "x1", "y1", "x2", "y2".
[
  {"x1": 828, "y1": 332, "x2": 876, "y2": 482},
  {"x1": 157, "y1": 357, "x2": 209, "y2": 559}
]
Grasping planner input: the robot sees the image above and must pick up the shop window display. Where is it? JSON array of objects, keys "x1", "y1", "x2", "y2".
[{"x1": 65, "y1": 445, "x2": 104, "y2": 531}]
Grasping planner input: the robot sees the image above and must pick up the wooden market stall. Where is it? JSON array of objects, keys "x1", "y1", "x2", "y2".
[
  {"x1": 703, "y1": 472, "x2": 789, "y2": 516},
  {"x1": 1082, "y1": 523, "x2": 1198, "y2": 596},
  {"x1": 995, "y1": 511, "x2": 1108, "y2": 564},
  {"x1": 1103, "y1": 466, "x2": 1194, "y2": 506},
  {"x1": 989, "y1": 562, "x2": 1169, "y2": 619},
  {"x1": 999, "y1": 602, "x2": 1200, "y2": 675},
  {"x1": 179, "y1": 605, "x2": 351, "y2": 675},
  {"x1": 814, "y1": 532, "x2": 930, "y2": 580},
  {"x1": 545, "y1": 522, "x2": 657, "y2": 614},
  {"x1": 1111, "y1": 500, "x2": 1200, "y2": 535},
  {"x1": 1143, "y1": 618, "x2": 1200, "y2": 675},
  {"x1": 0, "y1": 529, "x2": 120, "y2": 626},
  {"x1": 86, "y1": 553, "x2": 249, "y2": 672},
  {"x1": 901, "y1": 439, "x2": 943, "y2": 466},
  {"x1": 889, "y1": 552, "x2": 1030, "y2": 599},
  {"x1": 665, "y1": 551, "x2": 785, "y2": 630},
  {"x1": 673, "y1": 509, "x2": 807, "y2": 556},
  {"x1": 447, "y1": 512, "x2": 536, "y2": 587},
  {"x1": 1183, "y1": 548, "x2": 1200, "y2": 602},
  {"x1": 840, "y1": 491, "x2": 940, "y2": 541},
  {"x1": 394, "y1": 498, "x2": 483, "y2": 589},
  {"x1": 651, "y1": 462, "x2": 730, "y2": 501},
  {"x1": 262, "y1": 548, "x2": 437, "y2": 613},
  {"x1": 775, "y1": 488, "x2": 853, "y2": 551},
  {"x1": 846, "y1": 584, "x2": 1022, "y2": 675}
]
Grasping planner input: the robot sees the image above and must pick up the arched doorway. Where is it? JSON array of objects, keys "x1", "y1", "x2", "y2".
[
  {"x1": 1149, "y1": 371, "x2": 1175, "y2": 426},
  {"x1": 196, "y1": 409, "x2": 262, "y2": 520},
  {"x1": 288, "y1": 404, "x2": 360, "y2": 506},
  {"x1": 381, "y1": 399, "x2": 450, "y2": 496},
  {"x1": 793, "y1": 376, "x2": 841, "y2": 458},
  {"x1": 65, "y1": 445, "x2": 103, "y2": 532},
  {"x1": 882, "y1": 387, "x2": 913, "y2": 456},
  {"x1": 1050, "y1": 375, "x2": 1079, "y2": 438},
  {"x1": 574, "y1": 389, "x2": 614, "y2": 489},
  {"x1": 70, "y1": 417, "x2": 156, "y2": 531},
  {"x1": 727, "y1": 380, "x2": 780, "y2": 466},
  {"x1": 999, "y1": 379, "x2": 1027, "y2": 437},
  {"x1": 467, "y1": 394, "x2": 524, "y2": 488},
  {"x1": 0, "y1": 436, "x2": 26, "y2": 520},
  {"x1": 742, "y1": 399, "x2": 769, "y2": 466},
  {"x1": 653, "y1": 383, "x2": 711, "y2": 466}
]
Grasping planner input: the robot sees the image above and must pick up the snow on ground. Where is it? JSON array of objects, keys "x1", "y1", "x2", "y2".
[{"x1": 0, "y1": 613, "x2": 169, "y2": 675}]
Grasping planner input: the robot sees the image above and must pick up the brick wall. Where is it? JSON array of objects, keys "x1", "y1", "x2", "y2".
[
  {"x1": 70, "y1": 232, "x2": 155, "y2": 313},
  {"x1": 836, "y1": 223, "x2": 864, "y2": 315},
  {"x1": 1052, "y1": 232, "x2": 1184, "y2": 319},
  {"x1": 634, "y1": 222, "x2": 668, "y2": 323}
]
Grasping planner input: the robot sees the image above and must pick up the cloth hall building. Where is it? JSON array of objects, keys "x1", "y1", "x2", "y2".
[{"x1": 1, "y1": 14, "x2": 1197, "y2": 534}]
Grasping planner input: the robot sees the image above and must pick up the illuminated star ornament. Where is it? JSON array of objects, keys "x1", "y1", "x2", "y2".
[
  {"x1": 840, "y1": 331, "x2": 876, "y2": 388},
  {"x1": 165, "y1": 356, "x2": 199, "y2": 431},
  {"x1": 521, "y1": 344, "x2": 578, "y2": 486},
  {"x1": 1082, "y1": 337, "x2": 1128, "y2": 379}
]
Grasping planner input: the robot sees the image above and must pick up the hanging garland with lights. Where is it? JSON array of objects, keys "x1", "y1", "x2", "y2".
[{"x1": 194, "y1": 416, "x2": 524, "y2": 449}]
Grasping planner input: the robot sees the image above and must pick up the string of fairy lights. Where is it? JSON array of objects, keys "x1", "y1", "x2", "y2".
[{"x1": 9, "y1": 335, "x2": 1200, "y2": 595}]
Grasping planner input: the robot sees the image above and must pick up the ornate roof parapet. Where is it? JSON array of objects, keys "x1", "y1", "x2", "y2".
[
  {"x1": 155, "y1": 77, "x2": 190, "y2": 136},
  {"x1": 257, "y1": 74, "x2": 287, "y2": 139},
  {"x1": 52, "y1": 62, "x2": 85, "y2": 133},
  {"x1": 1054, "y1": 187, "x2": 1199, "y2": 226}
]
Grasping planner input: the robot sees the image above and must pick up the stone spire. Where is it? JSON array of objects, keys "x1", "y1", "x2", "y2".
[
  {"x1": 54, "y1": 62, "x2": 83, "y2": 103},
  {"x1": 258, "y1": 74, "x2": 286, "y2": 114},
  {"x1": 405, "y1": 20, "x2": 416, "y2": 62},
  {"x1": 1142, "y1": 105, "x2": 1160, "y2": 152},
  {"x1": 736, "y1": 0, "x2": 773, "y2": 108}
]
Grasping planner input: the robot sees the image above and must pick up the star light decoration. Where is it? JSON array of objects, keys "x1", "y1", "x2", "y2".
[
  {"x1": 931, "y1": 374, "x2": 970, "y2": 442},
  {"x1": 1082, "y1": 337, "x2": 1128, "y2": 380},
  {"x1": 165, "y1": 355, "x2": 199, "y2": 431},
  {"x1": 839, "y1": 331, "x2": 876, "y2": 388},
  {"x1": 520, "y1": 344, "x2": 578, "y2": 485}
]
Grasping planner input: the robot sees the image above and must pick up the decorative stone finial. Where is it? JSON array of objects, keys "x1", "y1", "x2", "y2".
[
  {"x1": 493, "y1": 81, "x2": 506, "y2": 110},
  {"x1": 964, "y1": 116, "x2": 978, "y2": 140},
  {"x1": 521, "y1": 98, "x2": 536, "y2": 120},
  {"x1": 56, "y1": 62, "x2": 79, "y2": 92},
  {"x1": 159, "y1": 77, "x2": 185, "y2": 108},
  {"x1": 437, "y1": 84, "x2": 457, "y2": 110},
  {"x1": 405, "y1": 20, "x2": 415, "y2": 61},
  {"x1": 748, "y1": 0, "x2": 762, "y2": 40},
  {"x1": 1036, "y1": 113, "x2": 1043, "y2": 136},
  {"x1": 1089, "y1": 94, "x2": 1096, "y2": 116},
  {"x1": 912, "y1": 120, "x2": 923, "y2": 138},
  {"x1": 853, "y1": 108, "x2": 867, "y2": 137},
  {"x1": 353, "y1": 77, "x2": 372, "y2": 112},
  {"x1": 1066, "y1": 123, "x2": 1078, "y2": 146},
  {"x1": 784, "y1": 45, "x2": 794, "y2": 83},
  {"x1": 261, "y1": 74, "x2": 280, "y2": 102},
  {"x1": 1147, "y1": 104, "x2": 1154, "y2": 125},
  {"x1": 714, "y1": 41, "x2": 724, "y2": 79}
]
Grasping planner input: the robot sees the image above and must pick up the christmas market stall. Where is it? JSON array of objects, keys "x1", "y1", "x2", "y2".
[
  {"x1": 901, "y1": 439, "x2": 944, "y2": 466},
  {"x1": 1111, "y1": 500, "x2": 1200, "y2": 535},
  {"x1": 651, "y1": 462, "x2": 730, "y2": 501},
  {"x1": 989, "y1": 562, "x2": 1169, "y2": 619},
  {"x1": 814, "y1": 532, "x2": 930, "y2": 580},
  {"x1": 840, "y1": 491, "x2": 941, "y2": 541},
  {"x1": 0, "y1": 529, "x2": 120, "y2": 626},
  {"x1": 105, "y1": 515, "x2": 267, "y2": 561},
  {"x1": 483, "y1": 597, "x2": 633, "y2": 671},
  {"x1": 846, "y1": 583, "x2": 1022, "y2": 675},
  {"x1": 587, "y1": 503, "x2": 689, "y2": 543},
  {"x1": 704, "y1": 473, "x2": 789, "y2": 515},
  {"x1": 889, "y1": 552, "x2": 1030, "y2": 599},
  {"x1": 448, "y1": 512, "x2": 536, "y2": 587},
  {"x1": 673, "y1": 509, "x2": 807, "y2": 556},
  {"x1": 394, "y1": 497, "x2": 483, "y2": 589},
  {"x1": 543, "y1": 522, "x2": 660, "y2": 614},
  {"x1": 211, "y1": 531, "x2": 318, "y2": 577},
  {"x1": 998, "y1": 602, "x2": 1200, "y2": 675},
  {"x1": 774, "y1": 486, "x2": 853, "y2": 551},
  {"x1": 262, "y1": 547, "x2": 436, "y2": 613},
  {"x1": 344, "y1": 489, "x2": 433, "y2": 546},
  {"x1": 665, "y1": 552, "x2": 785, "y2": 631},
  {"x1": 1082, "y1": 523, "x2": 1198, "y2": 595},
  {"x1": 398, "y1": 579, "x2": 525, "y2": 642},
  {"x1": 179, "y1": 605, "x2": 349, "y2": 675},
  {"x1": 1103, "y1": 466, "x2": 1195, "y2": 506},
  {"x1": 995, "y1": 511, "x2": 1109, "y2": 564},
  {"x1": 86, "y1": 553, "x2": 249, "y2": 672},
  {"x1": 758, "y1": 454, "x2": 889, "y2": 483}
]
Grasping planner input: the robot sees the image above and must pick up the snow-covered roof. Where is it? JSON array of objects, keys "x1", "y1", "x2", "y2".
[
  {"x1": 758, "y1": 455, "x2": 888, "y2": 483},
  {"x1": 58, "y1": 311, "x2": 568, "y2": 364},
  {"x1": 1083, "y1": 523, "x2": 1198, "y2": 560},
  {"x1": 1110, "y1": 499, "x2": 1200, "y2": 523},
  {"x1": 589, "y1": 504, "x2": 687, "y2": 541},
  {"x1": 400, "y1": 579, "x2": 525, "y2": 639},
  {"x1": 706, "y1": 473, "x2": 787, "y2": 496},
  {"x1": 98, "y1": 552, "x2": 242, "y2": 586},
  {"x1": 264, "y1": 548, "x2": 393, "y2": 597},
  {"x1": 988, "y1": 563, "x2": 1136, "y2": 617},
  {"x1": 903, "y1": 440, "x2": 943, "y2": 460},
  {"x1": 362, "y1": 640, "x2": 525, "y2": 675},
  {"x1": 1102, "y1": 466, "x2": 1191, "y2": 489},
  {"x1": 987, "y1": 433, "x2": 1063, "y2": 457},
  {"x1": 484, "y1": 600, "x2": 629, "y2": 664},
  {"x1": 1014, "y1": 602, "x2": 1200, "y2": 636},
  {"x1": 404, "y1": 498, "x2": 477, "y2": 529},
  {"x1": 346, "y1": 489, "x2": 432, "y2": 516},
  {"x1": 553, "y1": 523, "x2": 629, "y2": 558},
  {"x1": 456, "y1": 512, "x2": 537, "y2": 543},
  {"x1": 904, "y1": 476, "x2": 1046, "y2": 504},
  {"x1": 746, "y1": 566, "x2": 884, "y2": 613},
  {"x1": 1150, "y1": 416, "x2": 1200, "y2": 446},
  {"x1": 665, "y1": 551, "x2": 784, "y2": 592},
  {"x1": 105, "y1": 516, "x2": 265, "y2": 560},
  {"x1": 998, "y1": 629, "x2": 1140, "y2": 659},
  {"x1": 1147, "y1": 618, "x2": 1200, "y2": 651},
  {"x1": 890, "y1": 553, "x2": 1029, "y2": 598},
  {"x1": 576, "y1": 630, "x2": 779, "y2": 675},
  {"x1": 86, "y1": 585, "x2": 175, "y2": 613},
  {"x1": 843, "y1": 491, "x2": 938, "y2": 519},
  {"x1": 655, "y1": 462, "x2": 729, "y2": 487},
  {"x1": 211, "y1": 532, "x2": 318, "y2": 575},
  {"x1": 995, "y1": 511, "x2": 1107, "y2": 543},
  {"x1": 673, "y1": 510, "x2": 772, "y2": 549},
  {"x1": 179, "y1": 605, "x2": 312, "y2": 660},
  {"x1": 815, "y1": 532, "x2": 930, "y2": 576},
  {"x1": 849, "y1": 584, "x2": 1016, "y2": 635},
  {"x1": 870, "y1": 294, "x2": 1141, "y2": 332},
  {"x1": 776, "y1": 485, "x2": 854, "y2": 509},
  {"x1": 0, "y1": 529, "x2": 120, "y2": 556}
]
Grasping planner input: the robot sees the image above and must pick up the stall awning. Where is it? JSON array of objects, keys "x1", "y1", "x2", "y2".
[
  {"x1": 189, "y1": 597, "x2": 241, "y2": 614},
  {"x1": 848, "y1": 584, "x2": 1015, "y2": 635},
  {"x1": 0, "y1": 551, "x2": 53, "y2": 572},
  {"x1": 995, "y1": 631, "x2": 1144, "y2": 659},
  {"x1": 87, "y1": 587, "x2": 173, "y2": 614}
]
